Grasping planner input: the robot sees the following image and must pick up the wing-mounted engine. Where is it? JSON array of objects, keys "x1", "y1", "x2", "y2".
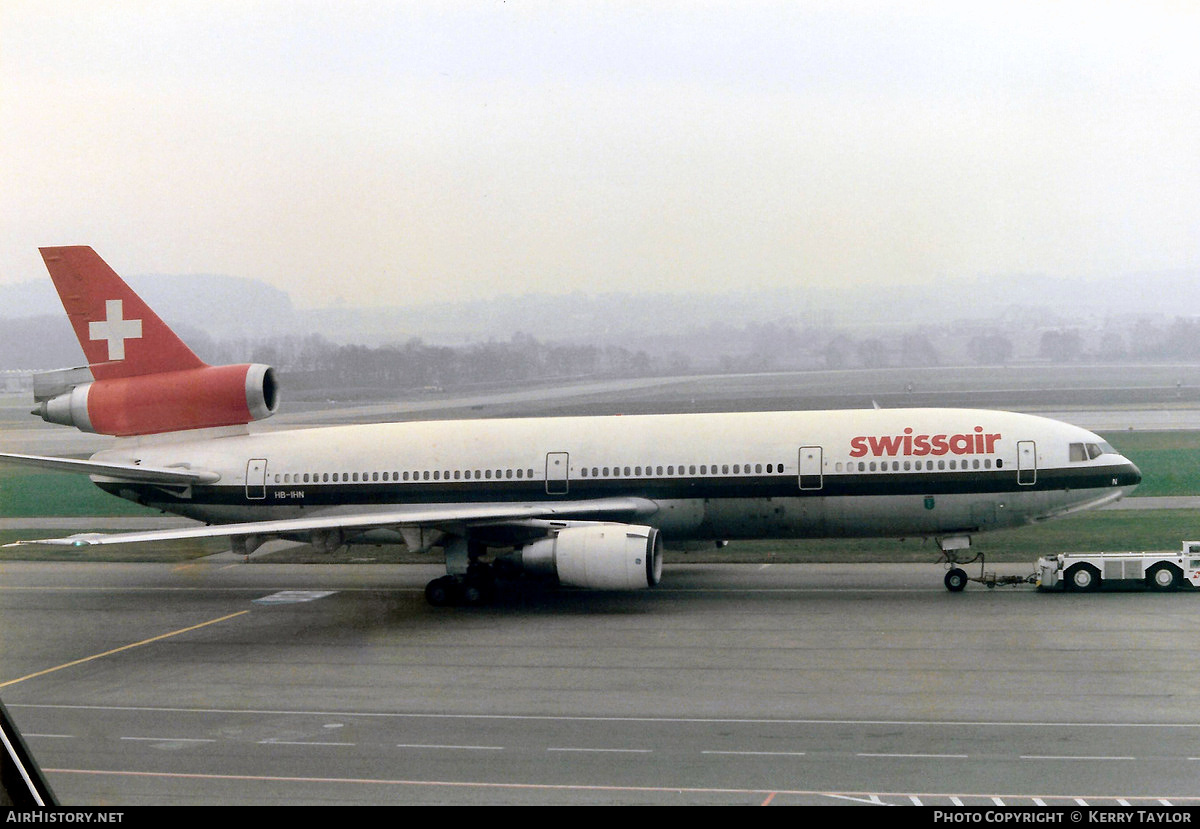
[
  {"x1": 519, "y1": 523, "x2": 663, "y2": 590},
  {"x1": 32, "y1": 363, "x2": 278, "y2": 436}
]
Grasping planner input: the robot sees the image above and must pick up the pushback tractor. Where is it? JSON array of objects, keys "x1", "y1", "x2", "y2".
[{"x1": 1036, "y1": 543, "x2": 1200, "y2": 592}]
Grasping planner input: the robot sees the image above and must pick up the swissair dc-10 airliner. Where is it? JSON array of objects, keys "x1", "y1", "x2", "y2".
[{"x1": 1, "y1": 247, "x2": 1142, "y2": 603}]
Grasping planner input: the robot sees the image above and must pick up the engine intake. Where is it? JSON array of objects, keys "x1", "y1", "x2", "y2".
[{"x1": 520, "y1": 524, "x2": 663, "y2": 590}]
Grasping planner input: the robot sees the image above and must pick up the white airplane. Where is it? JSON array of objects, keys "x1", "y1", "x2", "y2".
[{"x1": 1, "y1": 247, "x2": 1141, "y2": 602}]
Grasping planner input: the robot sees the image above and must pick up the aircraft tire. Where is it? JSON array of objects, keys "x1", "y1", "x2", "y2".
[
  {"x1": 944, "y1": 568, "x2": 968, "y2": 592},
  {"x1": 460, "y1": 575, "x2": 495, "y2": 607},
  {"x1": 425, "y1": 576, "x2": 461, "y2": 607}
]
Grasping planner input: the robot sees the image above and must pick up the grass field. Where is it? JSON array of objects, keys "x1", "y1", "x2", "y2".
[
  {"x1": 1099, "y1": 430, "x2": 1200, "y2": 497},
  {"x1": 0, "y1": 429, "x2": 1196, "y2": 562},
  {"x1": 716, "y1": 509, "x2": 1200, "y2": 564},
  {"x1": 0, "y1": 468, "x2": 151, "y2": 517}
]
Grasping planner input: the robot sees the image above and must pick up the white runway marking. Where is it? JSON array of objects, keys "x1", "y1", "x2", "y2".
[
  {"x1": 702, "y1": 750, "x2": 806, "y2": 757},
  {"x1": 547, "y1": 747, "x2": 653, "y2": 754},
  {"x1": 253, "y1": 590, "x2": 337, "y2": 605},
  {"x1": 396, "y1": 744, "x2": 504, "y2": 751},
  {"x1": 825, "y1": 793, "x2": 892, "y2": 805},
  {"x1": 1020, "y1": 755, "x2": 1135, "y2": 761},
  {"x1": 857, "y1": 752, "x2": 969, "y2": 759}
]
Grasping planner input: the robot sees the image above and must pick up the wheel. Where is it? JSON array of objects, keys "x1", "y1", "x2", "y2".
[
  {"x1": 424, "y1": 576, "x2": 460, "y2": 607},
  {"x1": 1065, "y1": 564, "x2": 1100, "y2": 592},
  {"x1": 1147, "y1": 563, "x2": 1180, "y2": 592},
  {"x1": 460, "y1": 574, "x2": 495, "y2": 607},
  {"x1": 944, "y1": 568, "x2": 968, "y2": 592},
  {"x1": 460, "y1": 581, "x2": 484, "y2": 606}
]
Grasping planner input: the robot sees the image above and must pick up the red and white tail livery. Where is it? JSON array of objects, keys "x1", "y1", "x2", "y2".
[{"x1": 34, "y1": 246, "x2": 277, "y2": 436}]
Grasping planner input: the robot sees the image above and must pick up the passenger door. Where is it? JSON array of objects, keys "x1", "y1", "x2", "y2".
[
  {"x1": 798, "y1": 446, "x2": 823, "y2": 490},
  {"x1": 245, "y1": 458, "x2": 268, "y2": 500},
  {"x1": 545, "y1": 452, "x2": 570, "y2": 495},
  {"x1": 1017, "y1": 440, "x2": 1036, "y2": 486}
]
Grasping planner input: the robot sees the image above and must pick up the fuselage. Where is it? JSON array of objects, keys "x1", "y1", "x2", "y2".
[{"x1": 91, "y1": 407, "x2": 1141, "y2": 544}]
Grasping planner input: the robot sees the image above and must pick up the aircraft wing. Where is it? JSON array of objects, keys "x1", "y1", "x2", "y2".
[
  {"x1": 3, "y1": 497, "x2": 660, "y2": 548},
  {"x1": 0, "y1": 452, "x2": 220, "y2": 485}
]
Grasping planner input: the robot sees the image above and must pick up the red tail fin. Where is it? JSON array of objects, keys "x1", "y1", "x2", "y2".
[{"x1": 39, "y1": 246, "x2": 206, "y2": 380}]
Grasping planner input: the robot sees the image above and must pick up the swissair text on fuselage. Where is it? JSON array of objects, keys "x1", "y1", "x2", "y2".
[{"x1": 849, "y1": 427, "x2": 1002, "y2": 458}]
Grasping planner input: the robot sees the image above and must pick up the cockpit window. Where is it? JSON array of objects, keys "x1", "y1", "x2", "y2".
[{"x1": 1071, "y1": 441, "x2": 1115, "y2": 462}]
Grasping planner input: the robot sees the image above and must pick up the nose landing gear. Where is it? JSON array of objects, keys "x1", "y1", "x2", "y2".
[
  {"x1": 938, "y1": 535, "x2": 976, "y2": 593},
  {"x1": 936, "y1": 535, "x2": 1037, "y2": 592}
]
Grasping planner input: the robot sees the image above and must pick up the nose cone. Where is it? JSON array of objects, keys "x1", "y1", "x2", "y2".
[{"x1": 1117, "y1": 457, "x2": 1142, "y2": 489}]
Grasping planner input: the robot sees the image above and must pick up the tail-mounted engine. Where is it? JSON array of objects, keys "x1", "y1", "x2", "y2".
[
  {"x1": 520, "y1": 524, "x2": 663, "y2": 590},
  {"x1": 32, "y1": 363, "x2": 278, "y2": 436}
]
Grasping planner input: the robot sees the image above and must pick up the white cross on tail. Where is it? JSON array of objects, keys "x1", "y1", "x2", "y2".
[{"x1": 88, "y1": 299, "x2": 143, "y2": 361}]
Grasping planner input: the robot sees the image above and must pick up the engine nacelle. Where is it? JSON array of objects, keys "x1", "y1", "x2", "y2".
[
  {"x1": 33, "y1": 363, "x2": 278, "y2": 436},
  {"x1": 520, "y1": 524, "x2": 663, "y2": 590}
]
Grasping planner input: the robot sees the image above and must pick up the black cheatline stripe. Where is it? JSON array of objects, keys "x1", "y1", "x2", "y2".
[{"x1": 102, "y1": 464, "x2": 1134, "y2": 507}]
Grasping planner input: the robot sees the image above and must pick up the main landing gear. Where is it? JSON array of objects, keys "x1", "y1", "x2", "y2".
[
  {"x1": 425, "y1": 563, "x2": 497, "y2": 607},
  {"x1": 423, "y1": 535, "x2": 499, "y2": 607}
]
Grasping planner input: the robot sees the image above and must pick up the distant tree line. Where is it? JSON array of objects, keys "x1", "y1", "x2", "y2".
[
  {"x1": 198, "y1": 332, "x2": 653, "y2": 394},
  {"x1": 180, "y1": 317, "x2": 1200, "y2": 396},
  {"x1": 7, "y1": 314, "x2": 1200, "y2": 396}
]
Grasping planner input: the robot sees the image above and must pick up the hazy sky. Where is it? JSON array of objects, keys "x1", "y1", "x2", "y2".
[{"x1": 2, "y1": 1, "x2": 1198, "y2": 308}]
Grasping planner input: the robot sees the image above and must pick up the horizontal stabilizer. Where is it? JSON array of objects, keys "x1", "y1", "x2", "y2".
[
  {"x1": 0, "y1": 452, "x2": 220, "y2": 485},
  {"x1": 33, "y1": 366, "x2": 94, "y2": 403}
]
